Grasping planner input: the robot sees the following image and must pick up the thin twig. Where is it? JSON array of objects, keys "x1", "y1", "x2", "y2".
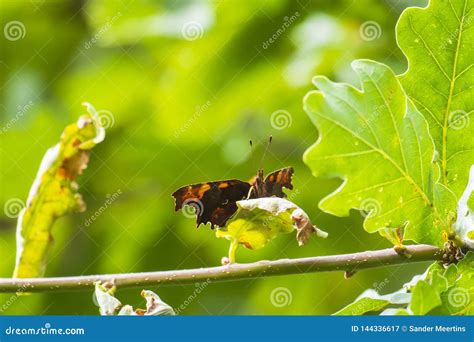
[{"x1": 0, "y1": 245, "x2": 441, "y2": 293}]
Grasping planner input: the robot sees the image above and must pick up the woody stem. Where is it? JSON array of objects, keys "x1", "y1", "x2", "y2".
[{"x1": 0, "y1": 245, "x2": 442, "y2": 293}]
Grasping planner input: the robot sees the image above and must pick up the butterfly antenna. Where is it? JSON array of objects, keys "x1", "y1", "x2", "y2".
[
  {"x1": 259, "y1": 135, "x2": 272, "y2": 169},
  {"x1": 246, "y1": 139, "x2": 254, "y2": 165}
]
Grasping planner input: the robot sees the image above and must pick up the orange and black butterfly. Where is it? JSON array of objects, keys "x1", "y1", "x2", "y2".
[{"x1": 172, "y1": 167, "x2": 294, "y2": 228}]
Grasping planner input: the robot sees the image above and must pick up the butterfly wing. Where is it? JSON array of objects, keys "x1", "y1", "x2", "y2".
[
  {"x1": 172, "y1": 180, "x2": 251, "y2": 228},
  {"x1": 262, "y1": 167, "x2": 294, "y2": 197}
]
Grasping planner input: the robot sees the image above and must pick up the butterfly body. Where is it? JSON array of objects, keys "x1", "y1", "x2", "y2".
[
  {"x1": 248, "y1": 168, "x2": 294, "y2": 198},
  {"x1": 172, "y1": 167, "x2": 294, "y2": 228}
]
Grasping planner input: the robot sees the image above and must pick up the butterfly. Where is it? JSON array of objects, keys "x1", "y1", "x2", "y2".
[{"x1": 172, "y1": 167, "x2": 294, "y2": 228}]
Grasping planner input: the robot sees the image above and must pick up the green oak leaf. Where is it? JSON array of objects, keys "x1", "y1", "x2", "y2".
[
  {"x1": 456, "y1": 251, "x2": 474, "y2": 275},
  {"x1": 216, "y1": 197, "x2": 328, "y2": 263},
  {"x1": 443, "y1": 264, "x2": 460, "y2": 285},
  {"x1": 334, "y1": 297, "x2": 389, "y2": 316},
  {"x1": 337, "y1": 253, "x2": 474, "y2": 316},
  {"x1": 409, "y1": 281, "x2": 441, "y2": 314},
  {"x1": 438, "y1": 285, "x2": 474, "y2": 315},
  {"x1": 380, "y1": 308, "x2": 410, "y2": 315},
  {"x1": 454, "y1": 165, "x2": 474, "y2": 248},
  {"x1": 409, "y1": 271, "x2": 448, "y2": 315},
  {"x1": 450, "y1": 252, "x2": 474, "y2": 309},
  {"x1": 429, "y1": 253, "x2": 474, "y2": 314},
  {"x1": 334, "y1": 289, "x2": 411, "y2": 315},
  {"x1": 335, "y1": 269, "x2": 424, "y2": 316},
  {"x1": 397, "y1": 0, "x2": 474, "y2": 197},
  {"x1": 303, "y1": 59, "x2": 456, "y2": 246},
  {"x1": 14, "y1": 103, "x2": 105, "y2": 278}
]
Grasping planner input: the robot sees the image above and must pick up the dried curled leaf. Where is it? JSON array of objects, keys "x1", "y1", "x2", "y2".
[
  {"x1": 95, "y1": 282, "x2": 121, "y2": 315},
  {"x1": 94, "y1": 282, "x2": 175, "y2": 316},
  {"x1": 291, "y1": 208, "x2": 328, "y2": 246},
  {"x1": 135, "y1": 290, "x2": 176, "y2": 316},
  {"x1": 14, "y1": 103, "x2": 105, "y2": 278},
  {"x1": 216, "y1": 197, "x2": 327, "y2": 263}
]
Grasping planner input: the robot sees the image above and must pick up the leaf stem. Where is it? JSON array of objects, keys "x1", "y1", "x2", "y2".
[
  {"x1": 228, "y1": 240, "x2": 238, "y2": 264},
  {"x1": 0, "y1": 245, "x2": 442, "y2": 293}
]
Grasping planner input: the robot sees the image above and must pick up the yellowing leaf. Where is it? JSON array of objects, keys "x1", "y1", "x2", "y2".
[
  {"x1": 216, "y1": 197, "x2": 327, "y2": 263},
  {"x1": 14, "y1": 103, "x2": 105, "y2": 278}
]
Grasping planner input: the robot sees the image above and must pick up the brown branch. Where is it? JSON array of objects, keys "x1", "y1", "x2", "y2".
[{"x1": 0, "y1": 245, "x2": 441, "y2": 293}]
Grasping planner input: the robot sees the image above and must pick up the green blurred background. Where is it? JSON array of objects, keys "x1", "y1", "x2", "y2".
[{"x1": 0, "y1": 0, "x2": 428, "y2": 315}]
